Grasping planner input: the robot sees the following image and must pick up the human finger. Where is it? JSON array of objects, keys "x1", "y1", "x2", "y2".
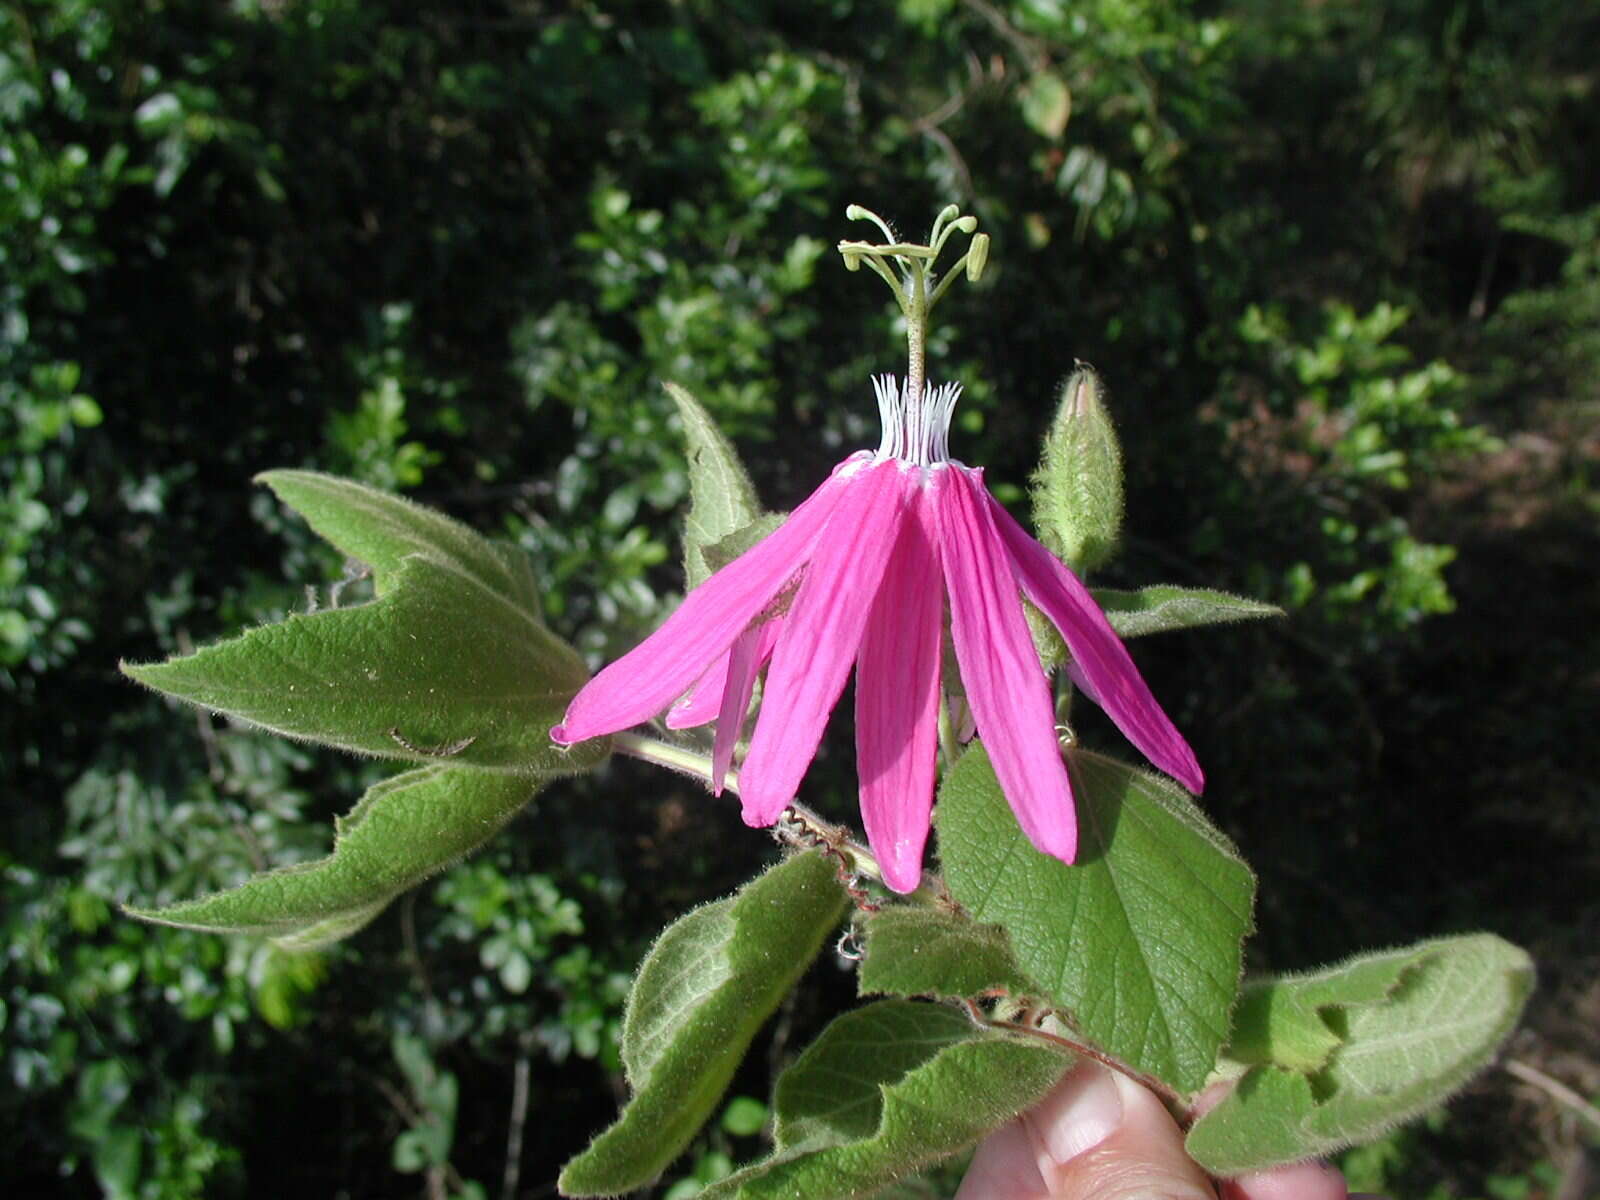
[
  {"x1": 958, "y1": 1061, "x2": 1216, "y2": 1200},
  {"x1": 1220, "y1": 1160, "x2": 1351, "y2": 1200}
]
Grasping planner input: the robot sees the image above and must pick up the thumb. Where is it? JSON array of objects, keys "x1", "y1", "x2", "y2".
[{"x1": 958, "y1": 1062, "x2": 1216, "y2": 1200}]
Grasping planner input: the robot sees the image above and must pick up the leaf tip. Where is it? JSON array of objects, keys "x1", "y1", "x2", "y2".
[
  {"x1": 252, "y1": 466, "x2": 318, "y2": 496},
  {"x1": 119, "y1": 656, "x2": 164, "y2": 688}
]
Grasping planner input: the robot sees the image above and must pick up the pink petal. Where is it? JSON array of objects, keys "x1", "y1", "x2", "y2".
[
  {"x1": 551, "y1": 468, "x2": 852, "y2": 745},
  {"x1": 1064, "y1": 662, "x2": 1097, "y2": 706},
  {"x1": 935, "y1": 466, "x2": 1078, "y2": 864},
  {"x1": 710, "y1": 621, "x2": 766, "y2": 795},
  {"x1": 855, "y1": 478, "x2": 943, "y2": 893},
  {"x1": 986, "y1": 492, "x2": 1204, "y2": 795},
  {"x1": 666, "y1": 618, "x2": 783, "y2": 730},
  {"x1": 738, "y1": 460, "x2": 911, "y2": 827}
]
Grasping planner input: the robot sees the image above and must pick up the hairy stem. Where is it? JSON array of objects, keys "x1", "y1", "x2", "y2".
[
  {"x1": 613, "y1": 732, "x2": 942, "y2": 906},
  {"x1": 960, "y1": 998, "x2": 1189, "y2": 1115}
]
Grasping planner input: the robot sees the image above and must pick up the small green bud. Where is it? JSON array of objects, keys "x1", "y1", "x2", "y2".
[{"x1": 1030, "y1": 363, "x2": 1124, "y2": 575}]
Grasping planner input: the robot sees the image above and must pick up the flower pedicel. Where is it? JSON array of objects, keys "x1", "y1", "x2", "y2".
[{"x1": 551, "y1": 206, "x2": 1202, "y2": 893}]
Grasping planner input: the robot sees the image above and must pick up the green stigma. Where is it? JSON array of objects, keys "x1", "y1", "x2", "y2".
[{"x1": 838, "y1": 204, "x2": 990, "y2": 406}]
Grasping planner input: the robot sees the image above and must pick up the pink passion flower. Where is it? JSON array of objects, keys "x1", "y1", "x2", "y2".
[{"x1": 550, "y1": 374, "x2": 1203, "y2": 893}]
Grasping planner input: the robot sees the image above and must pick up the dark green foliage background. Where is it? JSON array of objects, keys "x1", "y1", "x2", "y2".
[{"x1": 3, "y1": 0, "x2": 1595, "y2": 1195}]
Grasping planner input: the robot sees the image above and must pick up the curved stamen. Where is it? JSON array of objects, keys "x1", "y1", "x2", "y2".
[{"x1": 839, "y1": 204, "x2": 990, "y2": 406}]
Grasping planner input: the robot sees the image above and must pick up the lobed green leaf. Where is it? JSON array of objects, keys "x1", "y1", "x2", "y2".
[
  {"x1": 938, "y1": 744, "x2": 1255, "y2": 1092},
  {"x1": 699, "y1": 999, "x2": 1071, "y2": 1198},
  {"x1": 857, "y1": 906, "x2": 1039, "y2": 1003},
  {"x1": 1187, "y1": 934, "x2": 1534, "y2": 1175},
  {"x1": 1026, "y1": 583, "x2": 1278, "y2": 673},
  {"x1": 1093, "y1": 586, "x2": 1283, "y2": 639},
  {"x1": 666, "y1": 382, "x2": 764, "y2": 589},
  {"x1": 558, "y1": 852, "x2": 848, "y2": 1197},
  {"x1": 126, "y1": 765, "x2": 540, "y2": 948},
  {"x1": 258, "y1": 469, "x2": 541, "y2": 613},
  {"x1": 1227, "y1": 944, "x2": 1418, "y2": 1073},
  {"x1": 124, "y1": 552, "x2": 601, "y2": 776}
]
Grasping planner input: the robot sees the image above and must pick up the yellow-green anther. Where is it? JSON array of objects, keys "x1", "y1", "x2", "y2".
[
  {"x1": 966, "y1": 233, "x2": 990, "y2": 282},
  {"x1": 837, "y1": 203, "x2": 991, "y2": 402}
]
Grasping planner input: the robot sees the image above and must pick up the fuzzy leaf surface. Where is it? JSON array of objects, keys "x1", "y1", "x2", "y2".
[
  {"x1": 124, "y1": 553, "x2": 600, "y2": 775},
  {"x1": 1093, "y1": 586, "x2": 1283, "y2": 639},
  {"x1": 1227, "y1": 947, "x2": 1417, "y2": 1073},
  {"x1": 858, "y1": 907, "x2": 1039, "y2": 1002},
  {"x1": 1031, "y1": 365, "x2": 1122, "y2": 574},
  {"x1": 126, "y1": 765, "x2": 538, "y2": 947},
  {"x1": 1187, "y1": 935, "x2": 1534, "y2": 1174},
  {"x1": 703, "y1": 512, "x2": 787, "y2": 576},
  {"x1": 558, "y1": 852, "x2": 847, "y2": 1197},
  {"x1": 666, "y1": 382, "x2": 763, "y2": 588},
  {"x1": 939, "y1": 744, "x2": 1255, "y2": 1091},
  {"x1": 700, "y1": 999, "x2": 1070, "y2": 1198},
  {"x1": 259, "y1": 469, "x2": 540, "y2": 613}
]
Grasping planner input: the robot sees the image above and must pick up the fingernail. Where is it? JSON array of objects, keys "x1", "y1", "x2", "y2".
[{"x1": 1037, "y1": 1065, "x2": 1124, "y2": 1164}]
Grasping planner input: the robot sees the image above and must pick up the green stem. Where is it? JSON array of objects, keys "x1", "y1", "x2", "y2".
[
  {"x1": 959, "y1": 999, "x2": 1188, "y2": 1114},
  {"x1": 937, "y1": 695, "x2": 961, "y2": 768},
  {"x1": 906, "y1": 267, "x2": 927, "y2": 404},
  {"x1": 612, "y1": 731, "x2": 943, "y2": 906},
  {"x1": 612, "y1": 731, "x2": 715, "y2": 780}
]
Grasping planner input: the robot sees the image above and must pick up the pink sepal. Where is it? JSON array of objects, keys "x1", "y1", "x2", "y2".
[
  {"x1": 711, "y1": 622, "x2": 766, "y2": 795},
  {"x1": 551, "y1": 471, "x2": 850, "y2": 744},
  {"x1": 987, "y1": 492, "x2": 1204, "y2": 795},
  {"x1": 935, "y1": 467, "x2": 1078, "y2": 864},
  {"x1": 666, "y1": 618, "x2": 783, "y2": 730},
  {"x1": 739, "y1": 460, "x2": 911, "y2": 827},
  {"x1": 855, "y1": 476, "x2": 942, "y2": 893}
]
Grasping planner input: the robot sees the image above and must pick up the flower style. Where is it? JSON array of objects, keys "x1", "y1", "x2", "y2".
[{"x1": 550, "y1": 207, "x2": 1202, "y2": 893}]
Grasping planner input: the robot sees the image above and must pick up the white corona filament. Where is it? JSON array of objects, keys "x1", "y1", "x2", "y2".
[{"x1": 873, "y1": 375, "x2": 962, "y2": 468}]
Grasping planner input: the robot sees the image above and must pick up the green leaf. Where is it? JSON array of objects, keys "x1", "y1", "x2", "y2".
[
  {"x1": 123, "y1": 553, "x2": 601, "y2": 776},
  {"x1": 259, "y1": 469, "x2": 541, "y2": 614},
  {"x1": 1031, "y1": 365, "x2": 1123, "y2": 575},
  {"x1": 1227, "y1": 947, "x2": 1418, "y2": 1073},
  {"x1": 271, "y1": 897, "x2": 393, "y2": 953},
  {"x1": 1093, "y1": 586, "x2": 1284, "y2": 639},
  {"x1": 1019, "y1": 71, "x2": 1072, "y2": 140},
  {"x1": 666, "y1": 382, "x2": 763, "y2": 589},
  {"x1": 126, "y1": 766, "x2": 541, "y2": 948},
  {"x1": 858, "y1": 907, "x2": 1039, "y2": 1002},
  {"x1": 699, "y1": 1000, "x2": 1070, "y2": 1197},
  {"x1": 938, "y1": 744, "x2": 1255, "y2": 1091},
  {"x1": 391, "y1": 1037, "x2": 460, "y2": 1171},
  {"x1": 93, "y1": 1126, "x2": 143, "y2": 1199},
  {"x1": 558, "y1": 852, "x2": 847, "y2": 1197},
  {"x1": 703, "y1": 512, "x2": 786, "y2": 576},
  {"x1": 1187, "y1": 935, "x2": 1534, "y2": 1175}
]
